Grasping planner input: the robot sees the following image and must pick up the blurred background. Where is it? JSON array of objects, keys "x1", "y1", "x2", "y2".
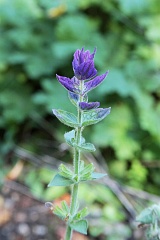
[{"x1": 0, "y1": 0, "x2": 160, "y2": 239}]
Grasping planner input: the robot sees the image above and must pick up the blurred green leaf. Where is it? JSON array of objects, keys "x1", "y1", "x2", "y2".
[
  {"x1": 82, "y1": 108, "x2": 111, "y2": 127},
  {"x1": 48, "y1": 173, "x2": 74, "y2": 187},
  {"x1": 91, "y1": 172, "x2": 107, "y2": 180},
  {"x1": 70, "y1": 219, "x2": 88, "y2": 235},
  {"x1": 77, "y1": 142, "x2": 96, "y2": 152},
  {"x1": 52, "y1": 109, "x2": 78, "y2": 128},
  {"x1": 33, "y1": 79, "x2": 75, "y2": 113},
  {"x1": 64, "y1": 130, "x2": 75, "y2": 147}
]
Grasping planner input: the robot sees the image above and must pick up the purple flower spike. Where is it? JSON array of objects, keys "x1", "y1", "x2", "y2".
[
  {"x1": 79, "y1": 102, "x2": 100, "y2": 110},
  {"x1": 83, "y1": 71, "x2": 109, "y2": 94},
  {"x1": 56, "y1": 74, "x2": 80, "y2": 94},
  {"x1": 72, "y1": 48, "x2": 97, "y2": 80}
]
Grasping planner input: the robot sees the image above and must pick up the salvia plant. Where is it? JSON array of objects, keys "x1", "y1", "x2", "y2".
[
  {"x1": 136, "y1": 204, "x2": 160, "y2": 240},
  {"x1": 45, "y1": 47, "x2": 111, "y2": 240}
]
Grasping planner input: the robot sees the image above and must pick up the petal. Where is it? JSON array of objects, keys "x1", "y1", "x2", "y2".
[
  {"x1": 74, "y1": 61, "x2": 97, "y2": 80},
  {"x1": 72, "y1": 48, "x2": 97, "y2": 79},
  {"x1": 79, "y1": 102, "x2": 100, "y2": 110},
  {"x1": 72, "y1": 49, "x2": 81, "y2": 69},
  {"x1": 89, "y1": 47, "x2": 96, "y2": 60},
  {"x1": 56, "y1": 74, "x2": 75, "y2": 93},
  {"x1": 79, "y1": 47, "x2": 85, "y2": 64},
  {"x1": 83, "y1": 71, "x2": 109, "y2": 94}
]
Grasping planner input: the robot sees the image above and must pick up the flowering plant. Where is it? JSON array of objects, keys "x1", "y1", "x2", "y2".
[{"x1": 46, "y1": 48, "x2": 111, "y2": 240}]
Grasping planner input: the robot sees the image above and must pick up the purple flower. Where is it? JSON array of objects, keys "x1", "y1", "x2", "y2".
[
  {"x1": 56, "y1": 48, "x2": 109, "y2": 96},
  {"x1": 72, "y1": 48, "x2": 97, "y2": 80},
  {"x1": 79, "y1": 102, "x2": 100, "y2": 110},
  {"x1": 83, "y1": 71, "x2": 109, "y2": 94},
  {"x1": 56, "y1": 74, "x2": 80, "y2": 94}
]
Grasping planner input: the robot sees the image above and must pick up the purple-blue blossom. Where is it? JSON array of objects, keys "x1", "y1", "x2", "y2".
[
  {"x1": 83, "y1": 71, "x2": 109, "y2": 94},
  {"x1": 56, "y1": 75, "x2": 80, "y2": 94},
  {"x1": 72, "y1": 48, "x2": 97, "y2": 80},
  {"x1": 79, "y1": 102, "x2": 100, "y2": 110},
  {"x1": 56, "y1": 48, "x2": 109, "y2": 95}
]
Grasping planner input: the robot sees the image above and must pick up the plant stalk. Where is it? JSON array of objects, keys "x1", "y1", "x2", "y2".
[{"x1": 64, "y1": 82, "x2": 84, "y2": 240}]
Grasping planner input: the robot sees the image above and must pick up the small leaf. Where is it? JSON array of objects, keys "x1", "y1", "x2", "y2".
[
  {"x1": 73, "y1": 207, "x2": 88, "y2": 221},
  {"x1": 83, "y1": 94, "x2": 88, "y2": 103},
  {"x1": 54, "y1": 205, "x2": 66, "y2": 219},
  {"x1": 68, "y1": 92, "x2": 88, "y2": 106},
  {"x1": 70, "y1": 220, "x2": 88, "y2": 234},
  {"x1": 64, "y1": 130, "x2": 75, "y2": 146},
  {"x1": 136, "y1": 205, "x2": 160, "y2": 224},
  {"x1": 80, "y1": 161, "x2": 85, "y2": 172},
  {"x1": 91, "y1": 172, "x2": 107, "y2": 179},
  {"x1": 59, "y1": 164, "x2": 74, "y2": 179},
  {"x1": 61, "y1": 201, "x2": 70, "y2": 213},
  {"x1": 79, "y1": 135, "x2": 86, "y2": 144},
  {"x1": 48, "y1": 174, "x2": 74, "y2": 187},
  {"x1": 53, "y1": 201, "x2": 70, "y2": 220},
  {"x1": 80, "y1": 172, "x2": 92, "y2": 181},
  {"x1": 79, "y1": 163, "x2": 95, "y2": 181},
  {"x1": 52, "y1": 109, "x2": 79, "y2": 128},
  {"x1": 80, "y1": 163, "x2": 95, "y2": 175},
  {"x1": 68, "y1": 92, "x2": 79, "y2": 106},
  {"x1": 77, "y1": 142, "x2": 96, "y2": 152},
  {"x1": 82, "y1": 107, "x2": 111, "y2": 127}
]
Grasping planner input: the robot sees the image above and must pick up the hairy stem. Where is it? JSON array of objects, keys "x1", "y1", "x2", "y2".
[
  {"x1": 64, "y1": 225, "x2": 72, "y2": 240},
  {"x1": 64, "y1": 82, "x2": 84, "y2": 240}
]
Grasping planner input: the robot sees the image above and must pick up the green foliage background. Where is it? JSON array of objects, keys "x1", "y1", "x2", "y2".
[{"x1": 0, "y1": 0, "x2": 160, "y2": 238}]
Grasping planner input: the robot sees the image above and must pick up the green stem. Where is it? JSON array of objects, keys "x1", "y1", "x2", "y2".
[
  {"x1": 64, "y1": 184, "x2": 79, "y2": 240},
  {"x1": 65, "y1": 225, "x2": 72, "y2": 240},
  {"x1": 64, "y1": 82, "x2": 84, "y2": 240}
]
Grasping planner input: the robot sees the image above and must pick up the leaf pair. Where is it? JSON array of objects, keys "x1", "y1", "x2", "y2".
[
  {"x1": 79, "y1": 161, "x2": 95, "y2": 181},
  {"x1": 70, "y1": 207, "x2": 88, "y2": 234},
  {"x1": 48, "y1": 163, "x2": 107, "y2": 187},
  {"x1": 53, "y1": 107, "x2": 111, "y2": 128},
  {"x1": 53, "y1": 200, "x2": 69, "y2": 220},
  {"x1": 64, "y1": 130, "x2": 96, "y2": 152},
  {"x1": 53, "y1": 200, "x2": 88, "y2": 234}
]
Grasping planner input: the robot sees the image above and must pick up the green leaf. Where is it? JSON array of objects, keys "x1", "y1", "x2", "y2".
[
  {"x1": 33, "y1": 80, "x2": 75, "y2": 113},
  {"x1": 73, "y1": 207, "x2": 88, "y2": 221},
  {"x1": 80, "y1": 163, "x2": 95, "y2": 181},
  {"x1": 53, "y1": 200, "x2": 70, "y2": 220},
  {"x1": 48, "y1": 174, "x2": 74, "y2": 187},
  {"x1": 77, "y1": 142, "x2": 96, "y2": 152},
  {"x1": 64, "y1": 130, "x2": 75, "y2": 147},
  {"x1": 59, "y1": 164, "x2": 74, "y2": 180},
  {"x1": 80, "y1": 161, "x2": 85, "y2": 172},
  {"x1": 52, "y1": 109, "x2": 79, "y2": 128},
  {"x1": 70, "y1": 220, "x2": 88, "y2": 235},
  {"x1": 80, "y1": 172, "x2": 92, "y2": 181},
  {"x1": 54, "y1": 205, "x2": 66, "y2": 219},
  {"x1": 82, "y1": 108, "x2": 111, "y2": 127},
  {"x1": 80, "y1": 163, "x2": 95, "y2": 175},
  {"x1": 64, "y1": 130, "x2": 87, "y2": 149},
  {"x1": 61, "y1": 200, "x2": 69, "y2": 213},
  {"x1": 91, "y1": 172, "x2": 107, "y2": 179},
  {"x1": 90, "y1": 104, "x2": 140, "y2": 160},
  {"x1": 136, "y1": 205, "x2": 160, "y2": 224}
]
